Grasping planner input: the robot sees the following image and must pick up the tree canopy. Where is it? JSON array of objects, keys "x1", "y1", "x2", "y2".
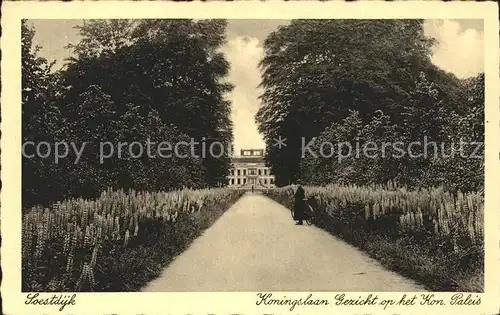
[
  {"x1": 22, "y1": 19, "x2": 234, "y2": 207},
  {"x1": 256, "y1": 19, "x2": 483, "y2": 191}
]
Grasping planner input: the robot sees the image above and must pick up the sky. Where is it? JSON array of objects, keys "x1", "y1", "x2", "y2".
[{"x1": 29, "y1": 19, "x2": 484, "y2": 153}]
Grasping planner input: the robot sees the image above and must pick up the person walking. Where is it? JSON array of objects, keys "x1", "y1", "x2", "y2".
[{"x1": 293, "y1": 180, "x2": 306, "y2": 225}]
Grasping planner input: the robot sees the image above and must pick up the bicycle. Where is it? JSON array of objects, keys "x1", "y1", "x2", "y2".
[{"x1": 290, "y1": 197, "x2": 315, "y2": 225}]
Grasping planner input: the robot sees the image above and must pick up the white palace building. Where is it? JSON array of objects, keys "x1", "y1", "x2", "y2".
[{"x1": 227, "y1": 149, "x2": 275, "y2": 189}]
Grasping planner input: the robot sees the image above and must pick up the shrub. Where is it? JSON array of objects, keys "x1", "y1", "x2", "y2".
[
  {"x1": 22, "y1": 187, "x2": 243, "y2": 291},
  {"x1": 266, "y1": 183, "x2": 484, "y2": 291}
]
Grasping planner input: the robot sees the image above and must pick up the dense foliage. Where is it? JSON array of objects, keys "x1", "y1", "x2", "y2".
[
  {"x1": 257, "y1": 19, "x2": 484, "y2": 291},
  {"x1": 22, "y1": 19, "x2": 234, "y2": 207},
  {"x1": 266, "y1": 184, "x2": 483, "y2": 291},
  {"x1": 256, "y1": 20, "x2": 484, "y2": 191},
  {"x1": 23, "y1": 187, "x2": 243, "y2": 291}
]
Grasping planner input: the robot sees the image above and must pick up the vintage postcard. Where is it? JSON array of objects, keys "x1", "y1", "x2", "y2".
[{"x1": 1, "y1": 1, "x2": 499, "y2": 314}]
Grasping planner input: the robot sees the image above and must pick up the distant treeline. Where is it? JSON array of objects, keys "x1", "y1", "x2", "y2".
[
  {"x1": 256, "y1": 20, "x2": 484, "y2": 192},
  {"x1": 22, "y1": 19, "x2": 234, "y2": 207}
]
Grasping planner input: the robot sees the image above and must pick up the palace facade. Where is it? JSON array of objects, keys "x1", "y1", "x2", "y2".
[{"x1": 227, "y1": 149, "x2": 275, "y2": 189}]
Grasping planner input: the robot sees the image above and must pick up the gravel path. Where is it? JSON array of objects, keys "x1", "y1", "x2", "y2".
[{"x1": 141, "y1": 193, "x2": 425, "y2": 292}]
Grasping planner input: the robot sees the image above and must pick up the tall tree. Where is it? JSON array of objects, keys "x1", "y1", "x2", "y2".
[
  {"x1": 65, "y1": 19, "x2": 233, "y2": 185},
  {"x1": 257, "y1": 19, "x2": 466, "y2": 186},
  {"x1": 22, "y1": 19, "x2": 235, "y2": 207},
  {"x1": 22, "y1": 20, "x2": 63, "y2": 206}
]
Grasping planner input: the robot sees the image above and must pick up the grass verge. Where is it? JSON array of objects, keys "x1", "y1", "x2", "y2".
[
  {"x1": 22, "y1": 191, "x2": 243, "y2": 292},
  {"x1": 265, "y1": 190, "x2": 483, "y2": 292}
]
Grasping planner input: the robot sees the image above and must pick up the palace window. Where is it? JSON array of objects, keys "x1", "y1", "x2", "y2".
[
  {"x1": 231, "y1": 178, "x2": 235, "y2": 185},
  {"x1": 264, "y1": 179, "x2": 267, "y2": 184},
  {"x1": 258, "y1": 169, "x2": 262, "y2": 176},
  {"x1": 270, "y1": 178, "x2": 274, "y2": 184},
  {"x1": 243, "y1": 169, "x2": 247, "y2": 176},
  {"x1": 237, "y1": 169, "x2": 240, "y2": 176},
  {"x1": 237, "y1": 178, "x2": 241, "y2": 185}
]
